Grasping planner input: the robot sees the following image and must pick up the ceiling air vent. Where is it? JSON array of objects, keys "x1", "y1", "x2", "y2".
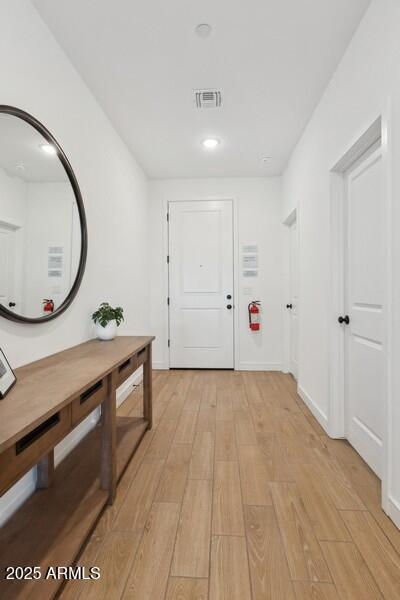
[{"x1": 194, "y1": 89, "x2": 222, "y2": 109}]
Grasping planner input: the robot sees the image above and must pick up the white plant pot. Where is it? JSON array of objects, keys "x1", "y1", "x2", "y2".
[{"x1": 95, "y1": 320, "x2": 118, "y2": 341}]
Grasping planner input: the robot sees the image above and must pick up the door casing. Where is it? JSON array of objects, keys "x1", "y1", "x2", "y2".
[
  {"x1": 344, "y1": 145, "x2": 385, "y2": 477},
  {"x1": 163, "y1": 197, "x2": 239, "y2": 370},
  {"x1": 0, "y1": 218, "x2": 23, "y2": 313},
  {"x1": 283, "y1": 207, "x2": 299, "y2": 379},
  {"x1": 329, "y1": 108, "x2": 393, "y2": 516},
  {"x1": 168, "y1": 199, "x2": 234, "y2": 369}
]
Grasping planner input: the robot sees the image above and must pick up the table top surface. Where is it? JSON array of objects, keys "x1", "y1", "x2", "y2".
[{"x1": 0, "y1": 336, "x2": 154, "y2": 453}]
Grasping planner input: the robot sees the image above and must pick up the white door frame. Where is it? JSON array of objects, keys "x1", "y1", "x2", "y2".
[
  {"x1": 329, "y1": 106, "x2": 393, "y2": 516},
  {"x1": 163, "y1": 196, "x2": 239, "y2": 370},
  {"x1": 0, "y1": 217, "x2": 23, "y2": 312},
  {"x1": 282, "y1": 207, "x2": 299, "y2": 376}
]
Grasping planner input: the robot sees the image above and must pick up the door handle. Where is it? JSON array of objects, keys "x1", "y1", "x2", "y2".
[
  {"x1": 227, "y1": 294, "x2": 232, "y2": 300},
  {"x1": 8, "y1": 302, "x2": 16, "y2": 308},
  {"x1": 286, "y1": 304, "x2": 293, "y2": 309},
  {"x1": 338, "y1": 315, "x2": 350, "y2": 325},
  {"x1": 226, "y1": 304, "x2": 232, "y2": 310}
]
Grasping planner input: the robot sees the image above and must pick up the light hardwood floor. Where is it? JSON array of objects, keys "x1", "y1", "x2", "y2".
[{"x1": 61, "y1": 370, "x2": 400, "y2": 600}]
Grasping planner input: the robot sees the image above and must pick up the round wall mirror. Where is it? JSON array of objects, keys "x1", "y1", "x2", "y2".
[{"x1": 0, "y1": 106, "x2": 87, "y2": 323}]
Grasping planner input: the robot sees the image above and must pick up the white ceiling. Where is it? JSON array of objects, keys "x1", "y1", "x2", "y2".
[
  {"x1": 0, "y1": 114, "x2": 68, "y2": 182},
  {"x1": 32, "y1": 0, "x2": 371, "y2": 179}
]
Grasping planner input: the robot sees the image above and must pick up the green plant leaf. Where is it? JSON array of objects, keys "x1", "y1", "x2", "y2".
[{"x1": 92, "y1": 302, "x2": 124, "y2": 326}]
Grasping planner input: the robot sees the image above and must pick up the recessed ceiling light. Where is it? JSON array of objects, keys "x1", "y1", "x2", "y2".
[
  {"x1": 39, "y1": 143, "x2": 57, "y2": 155},
  {"x1": 260, "y1": 156, "x2": 272, "y2": 163},
  {"x1": 195, "y1": 23, "x2": 212, "y2": 38},
  {"x1": 202, "y1": 138, "x2": 220, "y2": 150},
  {"x1": 14, "y1": 162, "x2": 25, "y2": 172}
]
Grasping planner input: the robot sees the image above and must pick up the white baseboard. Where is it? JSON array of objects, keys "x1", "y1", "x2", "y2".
[
  {"x1": 0, "y1": 369, "x2": 144, "y2": 527},
  {"x1": 55, "y1": 411, "x2": 100, "y2": 465},
  {"x1": 117, "y1": 367, "x2": 143, "y2": 407},
  {"x1": 387, "y1": 495, "x2": 400, "y2": 530},
  {"x1": 152, "y1": 362, "x2": 283, "y2": 372},
  {"x1": 0, "y1": 470, "x2": 36, "y2": 527},
  {"x1": 152, "y1": 361, "x2": 169, "y2": 370},
  {"x1": 237, "y1": 362, "x2": 283, "y2": 372},
  {"x1": 297, "y1": 384, "x2": 329, "y2": 433},
  {"x1": 0, "y1": 413, "x2": 100, "y2": 527}
]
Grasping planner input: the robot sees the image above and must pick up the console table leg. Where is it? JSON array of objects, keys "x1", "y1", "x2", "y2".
[
  {"x1": 143, "y1": 342, "x2": 153, "y2": 429},
  {"x1": 101, "y1": 371, "x2": 117, "y2": 504},
  {"x1": 37, "y1": 450, "x2": 54, "y2": 489}
]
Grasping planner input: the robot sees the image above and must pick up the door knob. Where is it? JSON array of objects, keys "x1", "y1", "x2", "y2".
[
  {"x1": 8, "y1": 302, "x2": 16, "y2": 308},
  {"x1": 227, "y1": 294, "x2": 232, "y2": 299},
  {"x1": 286, "y1": 304, "x2": 293, "y2": 309},
  {"x1": 227, "y1": 304, "x2": 232, "y2": 310},
  {"x1": 338, "y1": 315, "x2": 350, "y2": 325}
]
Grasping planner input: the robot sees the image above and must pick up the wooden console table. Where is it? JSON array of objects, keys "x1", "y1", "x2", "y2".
[{"x1": 0, "y1": 335, "x2": 154, "y2": 599}]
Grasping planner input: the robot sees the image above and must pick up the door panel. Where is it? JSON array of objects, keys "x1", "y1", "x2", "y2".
[
  {"x1": 181, "y1": 210, "x2": 221, "y2": 293},
  {"x1": 0, "y1": 225, "x2": 16, "y2": 311},
  {"x1": 290, "y1": 220, "x2": 299, "y2": 378},
  {"x1": 169, "y1": 200, "x2": 234, "y2": 369},
  {"x1": 345, "y1": 149, "x2": 385, "y2": 477},
  {"x1": 182, "y1": 308, "x2": 222, "y2": 348}
]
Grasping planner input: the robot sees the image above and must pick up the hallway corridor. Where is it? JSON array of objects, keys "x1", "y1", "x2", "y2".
[{"x1": 62, "y1": 370, "x2": 400, "y2": 600}]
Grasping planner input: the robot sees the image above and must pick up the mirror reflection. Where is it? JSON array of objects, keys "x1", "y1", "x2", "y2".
[{"x1": 0, "y1": 113, "x2": 82, "y2": 320}]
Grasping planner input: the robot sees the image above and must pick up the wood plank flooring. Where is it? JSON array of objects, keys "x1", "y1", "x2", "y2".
[{"x1": 61, "y1": 370, "x2": 400, "y2": 600}]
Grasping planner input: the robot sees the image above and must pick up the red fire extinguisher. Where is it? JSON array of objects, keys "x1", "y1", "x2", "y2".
[
  {"x1": 43, "y1": 299, "x2": 54, "y2": 315},
  {"x1": 248, "y1": 301, "x2": 261, "y2": 331}
]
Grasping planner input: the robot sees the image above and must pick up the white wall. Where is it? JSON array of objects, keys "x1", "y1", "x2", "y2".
[
  {"x1": 282, "y1": 0, "x2": 400, "y2": 525},
  {"x1": 0, "y1": 0, "x2": 149, "y2": 524},
  {"x1": 0, "y1": 175, "x2": 81, "y2": 316},
  {"x1": 0, "y1": 167, "x2": 27, "y2": 225},
  {"x1": 0, "y1": 167, "x2": 27, "y2": 307},
  {"x1": 23, "y1": 182, "x2": 76, "y2": 316},
  {"x1": 149, "y1": 177, "x2": 283, "y2": 371}
]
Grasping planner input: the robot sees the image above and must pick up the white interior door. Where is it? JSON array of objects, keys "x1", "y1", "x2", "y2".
[
  {"x1": 344, "y1": 147, "x2": 385, "y2": 477},
  {"x1": 288, "y1": 219, "x2": 299, "y2": 378},
  {"x1": 0, "y1": 223, "x2": 17, "y2": 313},
  {"x1": 169, "y1": 200, "x2": 234, "y2": 369}
]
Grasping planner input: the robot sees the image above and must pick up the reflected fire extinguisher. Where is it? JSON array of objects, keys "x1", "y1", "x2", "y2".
[
  {"x1": 248, "y1": 301, "x2": 261, "y2": 331},
  {"x1": 43, "y1": 299, "x2": 54, "y2": 315}
]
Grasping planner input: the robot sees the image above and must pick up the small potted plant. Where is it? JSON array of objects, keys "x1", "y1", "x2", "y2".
[{"x1": 92, "y1": 302, "x2": 124, "y2": 341}]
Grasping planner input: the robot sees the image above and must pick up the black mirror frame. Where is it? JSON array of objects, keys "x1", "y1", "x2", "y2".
[{"x1": 0, "y1": 105, "x2": 88, "y2": 324}]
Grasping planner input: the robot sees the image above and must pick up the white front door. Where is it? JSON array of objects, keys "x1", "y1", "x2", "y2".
[
  {"x1": 0, "y1": 223, "x2": 17, "y2": 313},
  {"x1": 289, "y1": 219, "x2": 299, "y2": 379},
  {"x1": 344, "y1": 147, "x2": 385, "y2": 477},
  {"x1": 169, "y1": 200, "x2": 234, "y2": 369}
]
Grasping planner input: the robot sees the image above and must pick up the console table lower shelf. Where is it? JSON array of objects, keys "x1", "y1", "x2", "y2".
[{"x1": 0, "y1": 414, "x2": 149, "y2": 600}]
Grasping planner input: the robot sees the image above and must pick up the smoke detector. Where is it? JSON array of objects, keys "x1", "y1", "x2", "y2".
[
  {"x1": 195, "y1": 24, "x2": 212, "y2": 38},
  {"x1": 194, "y1": 89, "x2": 222, "y2": 109}
]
